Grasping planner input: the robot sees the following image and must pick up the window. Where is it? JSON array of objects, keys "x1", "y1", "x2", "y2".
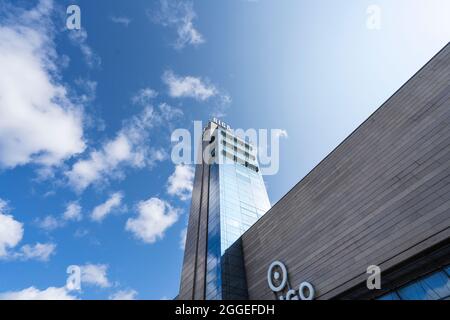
[
  {"x1": 378, "y1": 292, "x2": 401, "y2": 300},
  {"x1": 377, "y1": 265, "x2": 450, "y2": 300}
]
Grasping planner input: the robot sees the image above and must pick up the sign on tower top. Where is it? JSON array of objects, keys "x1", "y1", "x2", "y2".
[{"x1": 212, "y1": 118, "x2": 231, "y2": 131}]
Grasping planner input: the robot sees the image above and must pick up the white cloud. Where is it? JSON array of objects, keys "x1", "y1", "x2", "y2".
[
  {"x1": 153, "y1": 0, "x2": 205, "y2": 49},
  {"x1": 109, "y1": 289, "x2": 138, "y2": 300},
  {"x1": 179, "y1": 227, "x2": 187, "y2": 250},
  {"x1": 167, "y1": 165, "x2": 194, "y2": 201},
  {"x1": 91, "y1": 192, "x2": 124, "y2": 222},
  {"x1": 63, "y1": 202, "x2": 82, "y2": 222},
  {"x1": 126, "y1": 198, "x2": 179, "y2": 244},
  {"x1": 65, "y1": 97, "x2": 182, "y2": 192},
  {"x1": 80, "y1": 264, "x2": 111, "y2": 288},
  {"x1": 68, "y1": 29, "x2": 101, "y2": 68},
  {"x1": 0, "y1": 286, "x2": 76, "y2": 300},
  {"x1": 211, "y1": 93, "x2": 233, "y2": 118},
  {"x1": 0, "y1": 262, "x2": 112, "y2": 297},
  {"x1": 35, "y1": 202, "x2": 82, "y2": 231},
  {"x1": 67, "y1": 134, "x2": 135, "y2": 191},
  {"x1": 35, "y1": 215, "x2": 60, "y2": 231},
  {"x1": 0, "y1": 0, "x2": 86, "y2": 169},
  {"x1": 65, "y1": 107, "x2": 166, "y2": 192},
  {"x1": 0, "y1": 198, "x2": 56, "y2": 262},
  {"x1": 132, "y1": 88, "x2": 158, "y2": 106},
  {"x1": 110, "y1": 16, "x2": 132, "y2": 27},
  {"x1": 15, "y1": 243, "x2": 56, "y2": 262},
  {"x1": 0, "y1": 199, "x2": 7, "y2": 211},
  {"x1": 0, "y1": 204, "x2": 24, "y2": 257},
  {"x1": 74, "y1": 79, "x2": 97, "y2": 104},
  {"x1": 149, "y1": 148, "x2": 168, "y2": 163},
  {"x1": 74, "y1": 228, "x2": 89, "y2": 238},
  {"x1": 158, "y1": 103, "x2": 184, "y2": 120},
  {"x1": 163, "y1": 70, "x2": 217, "y2": 101}
]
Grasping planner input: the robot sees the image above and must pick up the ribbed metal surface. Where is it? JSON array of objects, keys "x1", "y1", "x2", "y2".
[{"x1": 241, "y1": 43, "x2": 450, "y2": 300}]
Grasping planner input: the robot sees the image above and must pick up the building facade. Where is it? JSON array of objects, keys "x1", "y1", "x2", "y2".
[
  {"x1": 178, "y1": 43, "x2": 450, "y2": 300},
  {"x1": 178, "y1": 120, "x2": 271, "y2": 300}
]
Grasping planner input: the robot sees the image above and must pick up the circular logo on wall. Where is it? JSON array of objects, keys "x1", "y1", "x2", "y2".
[{"x1": 267, "y1": 261, "x2": 315, "y2": 300}]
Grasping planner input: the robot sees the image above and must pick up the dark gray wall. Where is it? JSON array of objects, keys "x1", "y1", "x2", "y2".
[
  {"x1": 178, "y1": 145, "x2": 210, "y2": 300},
  {"x1": 194, "y1": 163, "x2": 210, "y2": 299},
  {"x1": 241, "y1": 43, "x2": 450, "y2": 300},
  {"x1": 178, "y1": 162, "x2": 203, "y2": 299}
]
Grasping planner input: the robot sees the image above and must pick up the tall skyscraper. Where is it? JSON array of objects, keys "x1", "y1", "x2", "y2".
[{"x1": 178, "y1": 119, "x2": 271, "y2": 300}]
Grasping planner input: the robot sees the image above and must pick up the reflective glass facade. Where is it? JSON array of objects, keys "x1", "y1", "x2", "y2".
[
  {"x1": 378, "y1": 265, "x2": 450, "y2": 300},
  {"x1": 179, "y1": 48, "x2": 450, "y2": 301},
  {"x1": 205, "y1": 124, "x2": 271, "y2": 300}
]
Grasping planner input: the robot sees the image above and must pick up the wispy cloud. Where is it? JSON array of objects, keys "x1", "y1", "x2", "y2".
[
  {"x1": 167, "y1": 165, "x2": 194, "y2": 201},
  {"x1": 158, "y1": 102, "x2": 184, "y2": 120},
  {"x1": 132, "y1": 88, "x2": 158, "y2": 105},
  {"x1": 0, "y1": 286, "x2": 76, "y2": 300},
  {"x1": 109, "y1": 289, "x2": 138, "y2": 300},
  {"x1": 65, "y1": 84, "x2": 183, "y2": 192},
  {"x1": 162, "y1": 70, "x2": 231, "y2": 116},
  {"x1": 74, "y1": 79, "x2": 98, "y2": 104},
  {"x1": 74, "y1": 228, "x2": 89, "y2": 238},
  {"x1": 80, "y1": 263, "x2": 111, "y2": 288},
  {"x1": 65, "y1": 106, "x2": 174, "y2": 192},
  {"x1": 0, "y1": 201, "x2": 24, "y2": 257},
  {"x1": 91, "y1": 192, "x2": 124, "y2": 222},
  {"x1": 0, "y1": 198, "x2": 56, "y2": 262},
  {"x1": 0, "y1": 261, "x2": 112, "y2": 299},
  {"x1": 163, "y1": 70, "x2": 217, "y2": 101},
  {"x1": 126, "y1": 198, "x2": 179, "y2": 244},
  {"x1": 63, "y1": 202, "x2": 83, "y2": 222},
  {"x1": 35, "y1": 202, "x2": 82, "y2": 231},
  {"x1": 35, "y1": 215, "x2": 60, "y2": 231},
  {"x1": 68, "y1": 29, "x2": 101, "y2": 68},
  {"x1": 13, "y1": 243, "x2": 56, "y2": 262},
  {"x1": 151, "y1": 0, "x2": 205, "y2": 49}
]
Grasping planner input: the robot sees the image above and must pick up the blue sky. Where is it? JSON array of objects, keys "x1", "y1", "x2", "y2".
[{"x1": 0, "y1": 0, "x2": 449, "y2": 300}]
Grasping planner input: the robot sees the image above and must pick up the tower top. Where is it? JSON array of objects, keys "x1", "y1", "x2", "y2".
[{"x1": 210, "y1": 117, "x2": 231, "y2": 131}]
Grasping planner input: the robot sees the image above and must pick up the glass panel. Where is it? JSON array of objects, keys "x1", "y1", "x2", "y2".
[
  {"x1": 377, "y1": 292, "x2": 401, "y2": 300},
  {"x1": 397, "y1": 281, "x2": 435, "y2": 300},
  {"x1": 445, "y1": 266, "x2": 450, "y2": 277},
  {"x1": 421, "y1": 271, "x2": 450, "y2": 299},
  {"x1": 206, "y1": 133, "x2": 271, "y2": 299},
  {"x1": 398, "y1": 271, "x2": 450, "y2": 300},
  {"x1": 375, "y1": 266, "x2": 450, "y2": 301}
]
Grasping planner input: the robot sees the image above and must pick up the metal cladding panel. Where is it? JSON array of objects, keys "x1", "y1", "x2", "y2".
[
  {"x1": 241, "y1": 43, "x2": 450, "y2": 300},
  {"x1": 178, "y1": 162, "x2": 204, "y2": 299},
  {"x1": 179, "y1": 140, "x2": 211, "y2": 300},
  {"x1": 194, "y1": 162, "x2": 210, "y2": 299}
]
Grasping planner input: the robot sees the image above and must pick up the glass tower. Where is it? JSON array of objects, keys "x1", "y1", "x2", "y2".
[
  {"x1": 205, "y1": 121, "x2": 271, "y2": 299},
  {"x1": 178, "y1": 119, "x2": 271, "y2": 300}
]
